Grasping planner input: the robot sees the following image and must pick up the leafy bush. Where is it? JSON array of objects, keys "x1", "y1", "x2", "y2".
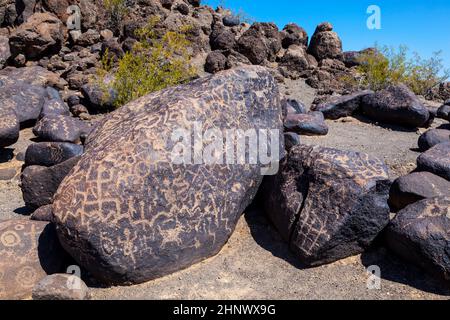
[
  {"x1": 104, "y1": 0, "x2": 128, "y2": 32},
  {"x1": 217, "y1": 1, "x2": 255, "y2": 24},
  {"x1": 98, "y1": 16, "x2": 197, "y2": 108},
  {"x1": 357, "y1": 45, "x2": 450, "y2": 96}
]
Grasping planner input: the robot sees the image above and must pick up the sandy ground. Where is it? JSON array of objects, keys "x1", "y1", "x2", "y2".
[{"x1": 1, "y1": 80, "x2": 449, "y2": 300}]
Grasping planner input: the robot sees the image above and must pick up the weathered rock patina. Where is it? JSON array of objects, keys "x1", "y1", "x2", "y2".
[
  {"x1": 261, "y1": 145, "x2": 390, "y2": 266},
  {"x1": 0, "y1": 220, "x2": 67, "y2": 300},
  {"x1": 53, "y1": 66, "x2": 283, "y2": 285}
]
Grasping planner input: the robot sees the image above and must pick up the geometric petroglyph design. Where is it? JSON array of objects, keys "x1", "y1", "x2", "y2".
[
  {"x1": 262, "y1": 144, "x2": 390, "y2": 266},
  {"x1": 0, "y1": 230, "x2": 21, "y2": 247},
  {"x1": 53, "y1": 65, "x2": 283, "y2": 285},
  {"x1": 0, "y1": 220, "x2": 65, "y2": 299}
]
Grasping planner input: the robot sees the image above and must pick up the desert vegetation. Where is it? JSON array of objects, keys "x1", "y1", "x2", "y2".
[
  {"x1": 357, "y1": 45, "x2": 450, "y2": 96},
  {"x1": 99, "y1": 16, "x2": 197, "y2": 107}
]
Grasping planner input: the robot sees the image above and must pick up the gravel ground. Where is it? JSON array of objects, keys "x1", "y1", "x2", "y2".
[{"x1": 1, "y1": 80, "x2": 449, "y2": 300}]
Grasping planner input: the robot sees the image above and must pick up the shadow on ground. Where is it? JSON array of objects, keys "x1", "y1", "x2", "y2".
[
  {"x1": 245, "y1": 207, "x2": 450, "y2": 297},
  {"x1": 353, "y1": 114, "x2": 418, "y2": 133}
]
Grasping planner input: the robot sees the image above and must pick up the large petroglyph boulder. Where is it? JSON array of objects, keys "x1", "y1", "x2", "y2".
[
  {"x1": 261, "y1": 145, "x2": 391, "y2": 266},
  {"x1": 0, "y1": 220, "x2": 67, "y2": 300},
  {"x1": 53, "y1": 66, "x2": 283, "y2": 285}
]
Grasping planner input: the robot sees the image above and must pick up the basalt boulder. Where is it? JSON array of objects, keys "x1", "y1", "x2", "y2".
[
  {"x1": 21, "y1": 156, "x2": 81, "y2": 209},
  {"x1": 278, "y1": 45, "x2": 310, "y2": 79},
  {"x1": 261, "y1": 145, "x2": 390, "y2": 266},
  {"x1": 280, "y1": 23, "x2": 308, "y2": 49},
  {"x1": 361, "y1": 84, "x2": 430, "y2": 128},
  {"x1": 0, "y1": 220, "x2": 67, "y2": 300},
  {"x1": 25, "y1": 142, "x2": 84, "y2": 167},
  {"x1": 385, "y1": 197, "x2": 450, "y2": 282},
  {"x1": 312, "y1": 90, "x2": 374, "y2": 120},
  {"x1": 204, "y1": 50, "x2": 227, "y2": 74},
  {"x1": 237, "y1": 23, "x2": 281, "y2": 64},
  {"x1": 52, "y1": 66, "x2": 283, "y2": 285},
  {"x1": 30, "y1": 204, "x2": 54, "y2": 222},
  {"x1": 307, "y1": 22, "x2": 343, "y2": 61},
  {"x1": 389, "y1": 172, "x2": 450, "y2": 211},
  {"x1": 9, "y1": 12, "x2": 64, "y2": 60},
  {"x1": 32, "y1": 115, "x2": 90, "y2": 143},
  {"x1": 285, "y1": 99, "x2": 307, "y2": 115},
  {"x1": 0, "y1": 109, "x2": 19, "y2": 148},
  {"x1": 0, "y1": 66, "x2": 66, "y2": 89},
  {"x1": 39, "y1": 98, "x2": 71, "y2": 119},
  {"x1": 417, "y1": 142, "x2": 450, "y2": 180},
  {"x1": 418, "y1": 129, "x2": 450, "y2": 151},
  {"x1": 437, "y1": 105, "x2": 450, "y2": 121},
  {"x1": 0, "y1": 80, "x2": 46, "y2": 124},
  {"x1": 284, "y1": 111, "x2": 328, "y2": 136}
]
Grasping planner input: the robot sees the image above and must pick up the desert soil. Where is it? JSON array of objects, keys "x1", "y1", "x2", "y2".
[{"x1": 1, "y1": 79, "x2": 449, "y2": 300}]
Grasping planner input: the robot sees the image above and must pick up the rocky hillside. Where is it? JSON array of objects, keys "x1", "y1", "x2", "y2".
[{"x1": 0, "y1": 0, "x2": 450, "y2": 300}]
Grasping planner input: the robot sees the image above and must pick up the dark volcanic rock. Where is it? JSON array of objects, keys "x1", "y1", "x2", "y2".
[
  {"x1": 204, "y1": 50, "x2": 227, "y2": 73},
  {"x1": 0, "y1": 66, "x2": 65, "y2": 88},
  {"x1": 30, "y1": 204, "x2": 54, "y2": 222},
  {"x1": 307, "y1": 22, "x2": 343, "y2": 61},
  {"x1": 32, "y1": 115, "x2": 89, "y2": 143},
  {"x1": 21, "y1": 156, "x2": 81, "y2": 209},
  {"x1": 284, "y1": 111, "x2": 328, "y2": 136},
  {"x1": 0, "y1": 80, "x2": 46, "y2": 124},
  {"x1": 278, "y1": 45, "x2": 310, "y2": 79},
  {"x1": 418, "y1": 129, "x2": 450, "y2": 151},
  {"x1": 285, "y1": 99, "x2": 307, "y2": 115},
  {"x1": 210, "y1": 27, "x2": 236, "y2": 51},
  {"x1": 81, "y1": 82, "x2": 116, "y2": 110},
  {"x1": 342, "y1": 48, "x2": 375, "y2": 68},
  {"x1": 237, "y1": 23, "x2": 281, "y2": 64},
  {"x1": 284, "y1": 132, "x2": 300, "y2": 151},
  {"x1": 417, "y1": 142, "x2": 450, "y2": 180},
  {"x1": 223, "y1": 15, "x2": 240, "y2": 27},
  {"x1": 0, "y1": 220, "x2": 67, "y2": 300},
  {"x1": 385, "y1": 197, "x2": 450, "y2": 282},
  {"x1": 52, "y1": 66, "x2": 283, "y2": 285},
  {"x1": 25, "y1": 142, "x2": 84, "y2": 167},
  {"x1": 0, "y1": 109, "x2": 19, "y2": 148},
  {"x1": 32, "y1": 274, "x2": 90, "y2": 300},
  {"x1": 261, "y1": 145, "x2": 390, "y2": 266},
  {"x1": 437, "y1": 104, "x2": 450, "y2": 121},
  {"x1": 312, "y1": 90, "x2": 374, "y2": 120},
  {"x1": 389, "y1": 172, "x2": 450, "y2": 211},
  {"x1": 361, "y1": 84, "x2": 430, "y2": 128},
  {"x1": 281, "y1": 23, "x2": 308, "y2": 49},
  {"x1": 40, "y1": 98, "x2": 71, "y2": 119},
  {"x1": 9, "y1": 12, "x2": 64, "y2": 60}
]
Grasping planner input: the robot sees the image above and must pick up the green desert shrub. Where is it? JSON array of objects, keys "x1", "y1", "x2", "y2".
[
  {"x1": 104, "y1": 0, "x2": 128, "y2": 32},
  {"x1": 358, "y1": 45, "x2": 450, "y2": 96},
  {"x1": 98, "y1": 17, "x2": 197, "y2": 108}
]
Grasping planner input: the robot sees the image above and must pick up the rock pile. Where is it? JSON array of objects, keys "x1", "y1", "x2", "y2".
[{"x1": 1, "y1": 0, "x2": 450, "y2": 298}]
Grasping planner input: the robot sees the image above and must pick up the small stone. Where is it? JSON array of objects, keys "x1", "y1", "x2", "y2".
[{"x1": 32, "y1": 274, "x2": 90, "y2": 300}]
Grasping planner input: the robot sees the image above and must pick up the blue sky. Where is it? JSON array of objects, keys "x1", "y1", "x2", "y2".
[{"x1": 204, "y1": 0, "x2": 450, "y2": 71}]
